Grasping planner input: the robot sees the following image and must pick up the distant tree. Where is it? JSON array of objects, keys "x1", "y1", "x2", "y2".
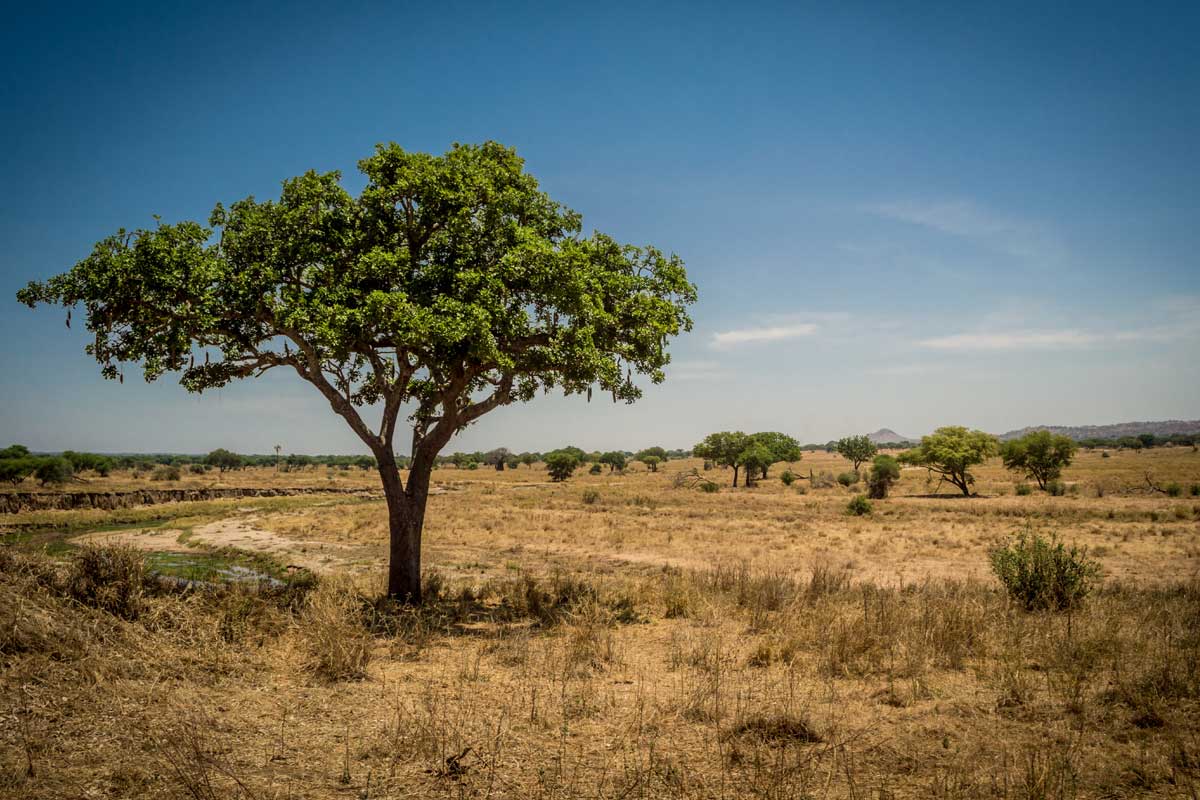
[
  {"x1": 599, "y1": 451, "x2": 627, "y2": 472},
  {"x1": 558, "y1": 445, "x2": 587, "y2": 464},
  {"x1": 638, "y1": 454, "x2": 662, "y2": 472},
  {"x1": 749, "y1": 432, "x2": 802, "y2": 479},
  {"x1": 693, "y1": 431, "x2": 751, "y2": 487},
  {"x1": 505, "y1": 456, "x2": 520, "y2": 470},
  {"x1": 0, "y1": 458, "x2": 39, "y2": 486},
  {"x1": 866, "y1": 455, "x2": 901, "y2": 499},
  {"x1": 354, "y1": 455, "x2": 376, "y2": 471},
  {"x1": 1137, "y1": 433, "x2": 1157, "y2": 449},
  {"x1": 1001, "y1": 431, "x2": 1077, "y2": 490},
  {"x1": 898, "y1": 427, "x2": 999, "y2": 496},
  {"x1": 484, "y1": 447, "x2": 511, "y2": 471},
  {"x1": 737, "y1": 442, "x2": 774, "y2": 487},
  {"x1": 0, "y1": 444, "x2": 31, "y2": 460},
  {"x1": 544, "y1": 451, "x2": 579, "y2": 482},
  {"x1": 35, "y1": 457, "x2": 73, "y2": 486},
  {"x1": 205, "y1": 448, "x2": 244, "y2": 472},
  {"x1": 518, "y1": 452, "x2": 539, "y2": 469},
  {"x1": 835, "y1": 435, "x2": 878, "y2": 472},
  {"x1": 638, "y1": 446, "x2": 668, "y2": 462}
]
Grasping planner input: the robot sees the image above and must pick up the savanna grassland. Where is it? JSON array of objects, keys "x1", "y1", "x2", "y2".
[{"x1": 2, "y1": 447, "x2": 1199, "y2": 799}]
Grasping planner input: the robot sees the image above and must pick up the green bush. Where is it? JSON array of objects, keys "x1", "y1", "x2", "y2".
[
  {"x1": 189, "y1": 464, "x2": 208, "y2": 474},
  {"x1": 35, "y1": 457, "x2": 73, "y2": 486},
  {"x1": 581, "y1": 489, "x2": 600, "y2": 505},
  {"x1": 846, "y1": 495, "x2": 872, "y2": 516},
  {"x1": 1191, "y1": 484, "x2": 1200, "y2": 497},
  {"x1": 780, "y1": 470, "x2": 796, "y2": 486},
  {"x1": 1014, "y1": 483, "x2": 1033, "y2": 496},
  {"x1": 1045, "y1": 479, "x2": 1066, "y2": 496},
  {"x1": 836, "y1": 471, "x2": 858, "y2": 487},
  {"x1": 589, "y1": 463, "x2": 602, "y2": 475},
  {"x1": 866, "y1": 455, "x2": 900, "y2": 499},
  {"x1": 989, "y1": 531, "x2": 1100, "y2": 611},
  {"x1": 1165, "y1": 482, "x2": 1182, "y2": 497},
  {"x1": 700, "y1": 481, "x2": 720, "y2": 494}
]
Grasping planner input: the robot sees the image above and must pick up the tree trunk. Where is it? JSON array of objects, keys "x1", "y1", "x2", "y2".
[
  {"x1": 732, "y1": 466, "x2": 739, "y2": 487},
  {"x1": 376, "y1": 451, "x2": 428, "y2": 603}
]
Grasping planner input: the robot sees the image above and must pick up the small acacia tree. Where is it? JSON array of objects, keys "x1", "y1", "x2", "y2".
[
  {"x1": 205, "y1": 448, "x2": 244, "y2": 472},
  {"x1": 1000, "y1": 430, "x2": 1077, "y2": 490},
  {"x1": 749, "y1": 431, "x2": 802, "y2": 479},
  {"x1": 18, "y1": 141, "x2": 696, "y2": 602},
  {"x1": 899, "y1": 426, "x2": 999, "y2": 496},
  {"x1": 737, "y1": 442, "x2": 773, "y2": 487},
  {"x1": 636, "y1": 450, "x2": 663, "y2": 472},
  {"x1": 599, "y1": 451, "x2": 627, "y2": 473},
  {"x1": 866, "y1": 454, "x2": 900, "y2": 499},
  {"x1": 693, "y1": 431, "x2": 750, "y2": 487},
  {"x1": 544, "y1": 451, "x2": 579, "y2": 482},
  {"x1": 835, "y1": 435, "x2": 877, "y2": 472}
]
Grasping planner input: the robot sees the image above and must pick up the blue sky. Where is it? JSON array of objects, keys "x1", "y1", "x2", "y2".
[{"x1": 2, "y1": 0, "x2": 1197, "y2": 454}]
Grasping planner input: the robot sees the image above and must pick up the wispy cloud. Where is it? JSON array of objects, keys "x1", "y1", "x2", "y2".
[
  {"x1": 711, "y1": 323, "x2": 818, "y2": 349},
  {"x1": 918, "y1": 330, "x2": 1102, "y2": 351},
  {"x1": 667, "y1": 360, "x2": 728, "y2": 381},
  {"x1": 865, "y1": 199, "x2": 1065, "y2": 263}
]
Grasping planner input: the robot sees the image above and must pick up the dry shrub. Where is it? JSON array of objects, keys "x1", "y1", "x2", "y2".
[
  {"x1": 67, "y1": 544, "x2": 146, "y2": 620},
  {"x1": 723, "y1": 712, "x2": 822, "y2": 745},
  {"x1": 562, "y1": 599, "x2": 621, "y2": 673},
  {"x1": 296, "y1": 575, "x2": 372, "y2": 680}
]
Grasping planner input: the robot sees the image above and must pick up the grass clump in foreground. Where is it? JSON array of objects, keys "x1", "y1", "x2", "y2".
[{"x1": 990, "y1": 530, "x2": 1101, "y2": 611}]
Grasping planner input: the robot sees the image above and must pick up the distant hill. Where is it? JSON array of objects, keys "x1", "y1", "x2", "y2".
[
  {"x1": 866, "y1": 428, "x2": 913, "y2": 444},
  {"x1": 999, "y1": 420, "x2": 1200, "y2": 442}
]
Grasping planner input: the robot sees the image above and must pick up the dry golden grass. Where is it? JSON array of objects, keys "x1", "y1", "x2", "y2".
[{"x1": 2, "y1": 446, "x2": 1199, "y2": 798}]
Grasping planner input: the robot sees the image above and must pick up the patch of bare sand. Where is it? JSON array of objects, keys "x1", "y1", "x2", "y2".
[{"x1": 76, "y1": 517, "x2": 375, "y2": 574}]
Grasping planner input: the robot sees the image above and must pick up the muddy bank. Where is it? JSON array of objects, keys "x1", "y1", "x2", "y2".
[{"x1": 0, "y1": 486, "x2": 378, "y2": 514}]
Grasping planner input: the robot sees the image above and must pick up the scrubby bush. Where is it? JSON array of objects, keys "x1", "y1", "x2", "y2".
[
  {"x1": 989, "y1": 531, "x2": 1100, "y2": 611},
  {"x1": 836, "y1": 471, "x2": 858, "y2": 487},
  {"x1": 189, "y1": 464, "x2": 208, "y2": 474},
  {"x1": 780, "y1": 470, "x2": 796, "y2": 486},
  {"x1": 68, "y1": 544, "x2": 146, "y2": 620},
  {"x1": 1191, "y1": 484, "x2": 1200, "y2": 497},
  {"x1": 1045, "y1": 479, "x2": 1066, "y2": 496},
  {"x1": 589, "y1": 463, "x2": 602, "y2": 475},
  {"x1": 151, "y1": 465, "x2": 181, "y2": 481},
  {"x1": 581, "y1": 489, "x2": 601, "y2": 505},
  {"x1": 1014, "y1": 483, "x2": 1033, "y2": 496},
  {"x1": 700, "y1": 481, "x2": 720, "y2": 493},
  {"x1": 1165, "y1": 482, "x2": 1183, "y2": 498},
  {"x1": 866, "y1": 455, "x2": 900, "y2": 499},
  {"x1": 846, "y1": 495, "x2": 872, "y2": 516},
  {"x1": 811, "y1": 471, "x2": 835, "y2": 489}
]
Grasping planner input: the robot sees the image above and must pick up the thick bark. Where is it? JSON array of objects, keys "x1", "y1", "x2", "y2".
[
  {"x1": 732, "y1": 466, "x2": 740, "y2": 487},
  {"x1": 376, "y1": 450, "x2": 429, "y2": 603}
]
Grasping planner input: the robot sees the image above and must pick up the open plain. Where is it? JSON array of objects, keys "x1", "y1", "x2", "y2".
[{"x1": 2, "y1": 446, "x2": 1199, "y2": 799}]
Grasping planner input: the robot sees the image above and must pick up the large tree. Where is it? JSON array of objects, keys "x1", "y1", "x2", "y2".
[
  {"x1": 835, "y1": 435, "x2": 877, "y2": 472},
  {"x1": 748, "y1": 431, "x2": 802, "y2": 479},
  {"x1": 1000, "y1": 430, "x2": 1077, "y2": 490},
  {"x1": 898, "y1": 426, "x2": 999, "y2": 496},
  {"x1": 17, "y1": 141, "x2": 696, "y2": 602},
  {"x1": 693, "y1": 431, "x2": 750, "y2": 486}
]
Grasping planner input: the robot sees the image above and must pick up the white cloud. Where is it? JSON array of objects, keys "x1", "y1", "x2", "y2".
[
  {"x1": 711, "y1": 323, "x2": 818, "y2": 349},
  {"x1": 865, "y1": 199, "x2": 1065, "y2": 263},
  {"x1": 918, "y1": 329, "x2": 1102, "y2": 351}
]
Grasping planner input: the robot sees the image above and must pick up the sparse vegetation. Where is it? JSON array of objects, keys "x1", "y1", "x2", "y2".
[{"x1": 989, "y1": 530, "x2": 1101, "y2": 611}]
